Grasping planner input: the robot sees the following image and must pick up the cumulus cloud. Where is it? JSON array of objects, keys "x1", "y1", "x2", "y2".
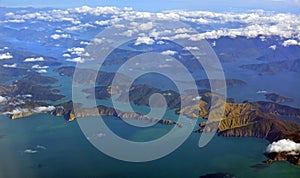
[
  {"x1": 95, "y1": 20, "x2": 110, "y2": 26},
  {"x1": 67, "y1": 47, "x2": 85, "y2": 56},
  {"x1": 139, "y1": 22, "x2": 153, "y2": 31},
  {"x1": 3, "y1": 106, "x2": 55, "y2": 115},
  {"x1": 269, "y1": 45, "x2": 277, "y2": 50},
  {"x1": 135, "y1": 37, "x2": 155, "y2": 45},
  {"x1": 161, "y1": 50, "x2": 177, "y2": 55},
  {"x1": 24, "y1": 57, "x2": 44, "y2": 62},
  {"x1": 6, "y1": 19, "x2": 26, "y2": 23},
  {"x1": 3, "y1": 108, "x2": 29, "y2": 115},
  {"x1": 17, "y1": 94, "x2": 32, "y2": 98},
  {"x1": 192, "y1": 96, "x2": 202, "y2": 101},
  {"x1": 0, "y1": 96, "x2": 7, "y2": 103},
  {"x1": 65, "y1": 47, "x2": 91, "y2": 63},
  {"x1": 266, "y1": 139, "x2": 300, "y2": 153},
  {"x1": 0, "y1": 52, "x2": 13, "y2": 60},
  {"x1": 282, "y1": 39, "x2": 300, "y2": 47},
  {"x1": 33, "y1": 106, "x2": 55, "y2": 113},
  {"x1": 50, "y1": 33, "x2": 71, "y2": 40},
  {"x1": 3, "y1": 63, "x2": 17, "y2": 68},
  {"x1": 72, "y1": 6, "x2": 121, "y2": 15},
  {"x1": 62, "y1": 53, "x2": 71, "y2": 58},
  {"x1": 32, "y1": 65, "x2": 49, "y2": 69},
  {"x1": 36, "y1": 69, "x2": 47, "y2": 73},
  {"x1": 66, "y1": 57, "x2": 84, "y2": 63},
  {"x1": 2, "y1": 6, "x2": 300, "y2": 48},
  {"x1": 256, "y1": 90, "x2": 268, "y2": 94},
  {"x1": 183, "y1": 46, "x2": 200, "y2": 51}
]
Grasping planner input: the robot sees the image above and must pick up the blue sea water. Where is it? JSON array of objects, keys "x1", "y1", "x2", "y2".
[{"x1": 1, "y1": 113, "x2": 300, "y2": 178}]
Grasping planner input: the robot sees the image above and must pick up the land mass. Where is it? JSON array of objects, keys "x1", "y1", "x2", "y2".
[
  {"x1": 0, "y1": 73, "x2": 65, "y2": 101},
  {"x1": 264, "y1": 93, "x2": 294, "y2": 103},
  {"x1": 196, "y1": 79, "x2": 247, "y2": 90},
  {"x1": 240, "y1": 59, "x2": 300, "y2": 75},
  {"x1": 1, "y1": 100, "x2": 183, "y2": 127}
]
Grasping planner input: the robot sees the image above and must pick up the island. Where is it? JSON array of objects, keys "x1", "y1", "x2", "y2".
[{"x1": 264, "y1": 93, "x2": 294, "y2": 103}]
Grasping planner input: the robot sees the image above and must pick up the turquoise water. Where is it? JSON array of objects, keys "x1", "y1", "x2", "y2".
[{"x1": 1, "y1": 113, "x2": 300, "y2": 178}]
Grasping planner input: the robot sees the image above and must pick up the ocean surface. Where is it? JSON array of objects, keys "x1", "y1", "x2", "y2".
[{"x1": 1, "y1": 113, "x2": 300, "y2": 178}]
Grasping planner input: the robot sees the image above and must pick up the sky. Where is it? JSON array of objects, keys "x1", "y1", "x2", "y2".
[{"x1": 0, "y1": 0, "x2": 300, "y2": 13}]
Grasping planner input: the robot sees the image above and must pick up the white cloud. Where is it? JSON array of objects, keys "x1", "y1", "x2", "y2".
[
  {"x1": 135, "y1": 37, "x2": 155, "y2": 45},
  {"x1": 0, "y1": 52, "x2": 13, "y2": 60},
  {"x1": 139, "y1": 22, "x2": 153, "y2": 31},
  {"x1": 2, "y1": 105, "x2": 56, "y2": 116},
  {"x1": 0, "y1": 47, "x2": 9, "y2": 51},
  {"x1": 256, "y1": 90, "x2": 268, "y2": 94},
  {"x1": 3, "y1": 63, "x2": 17, "y2": 68},
  {"x1": 175, "y1": 28, "x2": 193, "y2": 34},
  {"x1": 65, "y1": 23, "x2": 95, "y2": 31},
  {"x1": 66, "y1": 57, "x2": 84, "y2": 63},
  {"x1": 6, "y1": 19, "x2": 25, "y2": 23},
  {"x1": 33, "y1": 106, "x2": 55, "y2": 113},
  {"x1": 17, "y1": 94, "x2": 32, "y2": 98},
  {"x1": 212, "y1": 41, "x2": 216, "y2": 47},
  {"x1": 3, "y1": 108, "x2": 29, "y2": 115},
  {"x1": 183, "y1": 46, "x2": 200, "y2": 51},
  {"x1": 50, "y1": 33, "x2": 71, "y2": 40},
  {"x1": 192, "y1": 96, "x2": 202, "y2": 101},
  {"x1": 157, "y1": 41, "x2": 165, "y2": 45},
  {"x1": 67, "y1": 47, "x2": 85, "y2": 56},
  {"x1": 65, "y1": 47, "x2": 90, "y2": 63},
  {"x1": 80, "y1": 41, "x2": 91, "y2": 45},
  {"x1": 24, "y1": 57, "x2": 44, "y2": 62},
  {"x1": 72, "y1": 6, "x2": 121, "y2": 15},
  {"x1": 266, "y1": 139, "x2": 300, "y2": 153},
  {"x1": 92, "y1": 38, "x2": 104, "y2": 44},
  {"x1": 24, "y1": 149, "x2": 37, "y2": 154},
  {"x1": 32, "y1": 65, "x2": 49, "y2": 69},
  {"x1": 63, "y1": 53, "x2": 71, "y2": 58},
  {"x1": 95, "y1": 20, "x2": 110, "y2": 26},
  {"x1": 2, "y1": 6, "x2": 300, "y2": 47},
  {"x1": 161, "y1": 50, "x2": 177, "y2": 56},
  {"x1": 0, "y1": 96, "x2": 7, "y2": 103},
  {"x1": 5, "y1": 12, "x2": 14, "y2": 16},
  {"x1": 282, "y1": 39, "x2": 300, "y2": 47},
  {"x1": 36, "y1": 69, "x2": 47, "y2": 73},
  {"x1": 269, "y1": 45, "x2": 277, "y2": 50}
]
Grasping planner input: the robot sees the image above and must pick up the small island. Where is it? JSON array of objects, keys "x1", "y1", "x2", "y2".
[{"x1": 264, "y1": 93, "x2": 294, "y2": 103}]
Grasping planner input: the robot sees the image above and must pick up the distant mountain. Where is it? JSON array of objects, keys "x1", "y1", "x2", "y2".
[{"x1": 240, "y1": 59, "x2": 300, "y2": 75}]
